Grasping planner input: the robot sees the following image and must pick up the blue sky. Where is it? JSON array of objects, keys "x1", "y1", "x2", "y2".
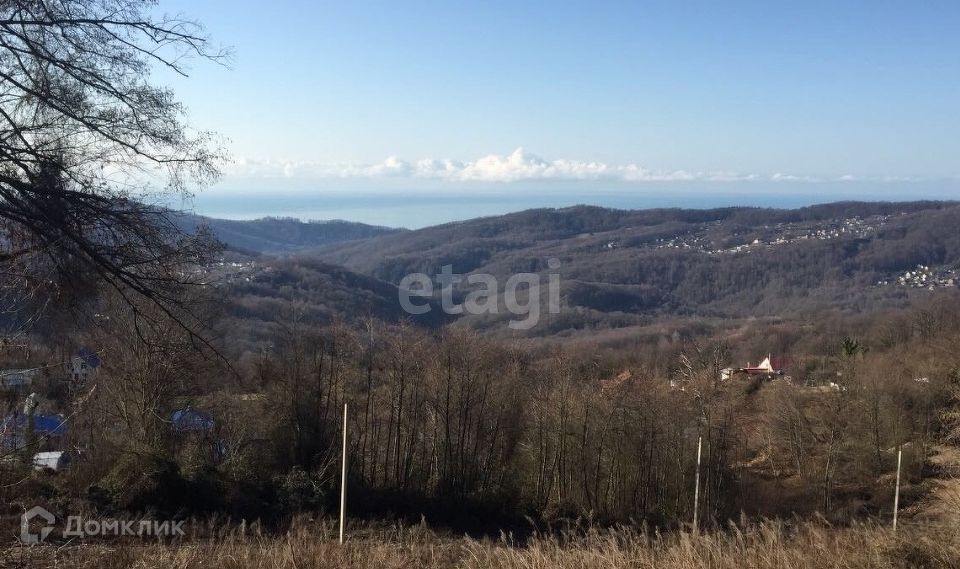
[{"x1": 156, "y1": 0, "x2": 960, "y2": 214}]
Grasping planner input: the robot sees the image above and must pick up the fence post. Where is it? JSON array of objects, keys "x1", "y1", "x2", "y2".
[
  {"x1": 339, "y1": 402, "x2": 348, "y2": 544},
  {"x1": 893, "y1": 446, "x2": 902, "y2": 532},
  {"x1": 693, "y1": 435, "x2": 702, "y2": 532}
]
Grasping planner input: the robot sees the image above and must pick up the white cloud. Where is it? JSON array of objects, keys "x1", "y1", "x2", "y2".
[
  {"x1": 224, "y1": 149, "x2": 887, "y2": 184},
  {"x1": 771, "y1": 173, "x2": 821, "y2": 182}
]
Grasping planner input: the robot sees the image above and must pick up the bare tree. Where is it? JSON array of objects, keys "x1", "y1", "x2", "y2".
[{"x1": 0, "y1": 0, "x2": 227, "y2": 337}]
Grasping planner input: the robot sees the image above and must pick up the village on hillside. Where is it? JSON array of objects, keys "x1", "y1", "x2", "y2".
[{"x1": 0, "y1": 349, "x2": 220, "y2": 473}]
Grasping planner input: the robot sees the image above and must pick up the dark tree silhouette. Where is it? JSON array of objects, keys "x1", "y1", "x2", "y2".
[{"x1": 0, "y1": 0, "x2": 227, "y2": 335}]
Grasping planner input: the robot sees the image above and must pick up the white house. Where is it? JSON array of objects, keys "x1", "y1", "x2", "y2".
[
  {"x1": 68, "y1": 354, "x2": 99, "y2": 382},
  {"x1": 33, "y1": 451, "x2": 70, "y2": 471}
]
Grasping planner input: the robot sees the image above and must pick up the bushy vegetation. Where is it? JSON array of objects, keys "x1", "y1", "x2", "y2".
[{"x1": 5, "y1": 293, "x2": 960, "y2": 538}]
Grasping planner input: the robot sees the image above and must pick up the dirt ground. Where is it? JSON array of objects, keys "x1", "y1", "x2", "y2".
[{"x1": 904, "y1": 444, "x2": 960, "y2": 526}]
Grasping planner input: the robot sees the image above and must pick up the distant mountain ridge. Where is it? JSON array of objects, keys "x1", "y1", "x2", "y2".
[
  {"x1": 176, "y1": 213, "x2": 401, "y2": 255},
  {"x1": 308, "y1": 200, "x2": 960, "y2": 335},
  {"x1": 212, "y1": 256, "x2": 448, "y2": 352},
  {"x1": 194, "y1": 201, "x2": 960, "y2": 343}
]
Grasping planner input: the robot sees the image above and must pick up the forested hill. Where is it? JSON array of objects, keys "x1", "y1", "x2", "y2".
[
  {"x1": 310, "y1": 200, "x2": 960, "y2": 333},
  {"x1": 176, "y1": 214, "x2": 401, "y2": 255}
]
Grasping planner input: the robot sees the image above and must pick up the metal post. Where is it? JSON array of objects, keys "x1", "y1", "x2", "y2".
[
  {"x1": 339, "y1": 402, "x2": 348, "y2": 544},
  {"x1": 693, "y1": 435, "x2": 702, "y2": 532},
  {"x1": 893, "y1": 446, "x2": 902, "y2": 532}
]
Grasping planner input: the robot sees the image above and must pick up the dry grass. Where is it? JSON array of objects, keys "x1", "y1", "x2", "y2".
[
  {"x1": 3, "y1": 519, "x2": 959, "y2": 569},
  {"x1": 913, "y1": 445, "x2": 960, "y2": 527}
]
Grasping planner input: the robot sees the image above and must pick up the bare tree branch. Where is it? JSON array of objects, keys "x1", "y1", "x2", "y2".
[{"x1": 0, "y1": 0, "x2": 228, "y2": 343}]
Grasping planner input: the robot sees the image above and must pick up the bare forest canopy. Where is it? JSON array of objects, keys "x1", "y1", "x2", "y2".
[
  {"x1": 202, "y1": 200, "x2": 960, "y2": 346},
  {"x1": 5, "y1": 295, "x2": 960, "y2": 535}
]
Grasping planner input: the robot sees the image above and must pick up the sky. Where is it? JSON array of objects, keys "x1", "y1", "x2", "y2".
[{"x1": 155, "y1": 0, "x2": 960, "y2": 223}]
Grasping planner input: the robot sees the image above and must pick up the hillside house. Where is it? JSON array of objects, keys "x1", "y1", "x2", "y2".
[
  {"x1": 169, "y1": 407, "x2": 226, "y2": 462},
  {"x1": 721, "y1": 355, "x2": 786, "y2": 381},
  {"x1": 743, "y1": 356, "x2": 777, "y2": 375},
  {"x1": 599, "y1": 369, "x2": 632, "y2": 393},
  {"x1": 68, "y1": 347, "x2": 100, "y2": 383},
  {"x1": 0, "y1": 368, "x2": 37, "y2": 390},
  {"x1": 33, "y1": 451, "x2": 71, "y2": 471},
  {"x1": 170, "y1": 408, "x2": 215, "y2": 433},
  {"x1": 0, "y1": 413, "x2": 67, "y2": 452}
]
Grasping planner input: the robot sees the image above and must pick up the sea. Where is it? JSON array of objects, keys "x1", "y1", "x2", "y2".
[{"x1": 182, "y1": 182, "x2": 959, "y2": 229}]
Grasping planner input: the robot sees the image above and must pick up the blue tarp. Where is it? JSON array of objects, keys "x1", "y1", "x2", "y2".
[
  {"x1": 170, "y1": 408, "x2": 215, "y2": 432},
  {"x1": 1, "y1": 414, "x2": 67, "y2": 436}
]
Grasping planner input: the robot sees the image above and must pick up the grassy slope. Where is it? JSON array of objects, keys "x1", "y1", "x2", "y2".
[{"x1": 6, "y1": 521, "x2": 957, "y2": 568}]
